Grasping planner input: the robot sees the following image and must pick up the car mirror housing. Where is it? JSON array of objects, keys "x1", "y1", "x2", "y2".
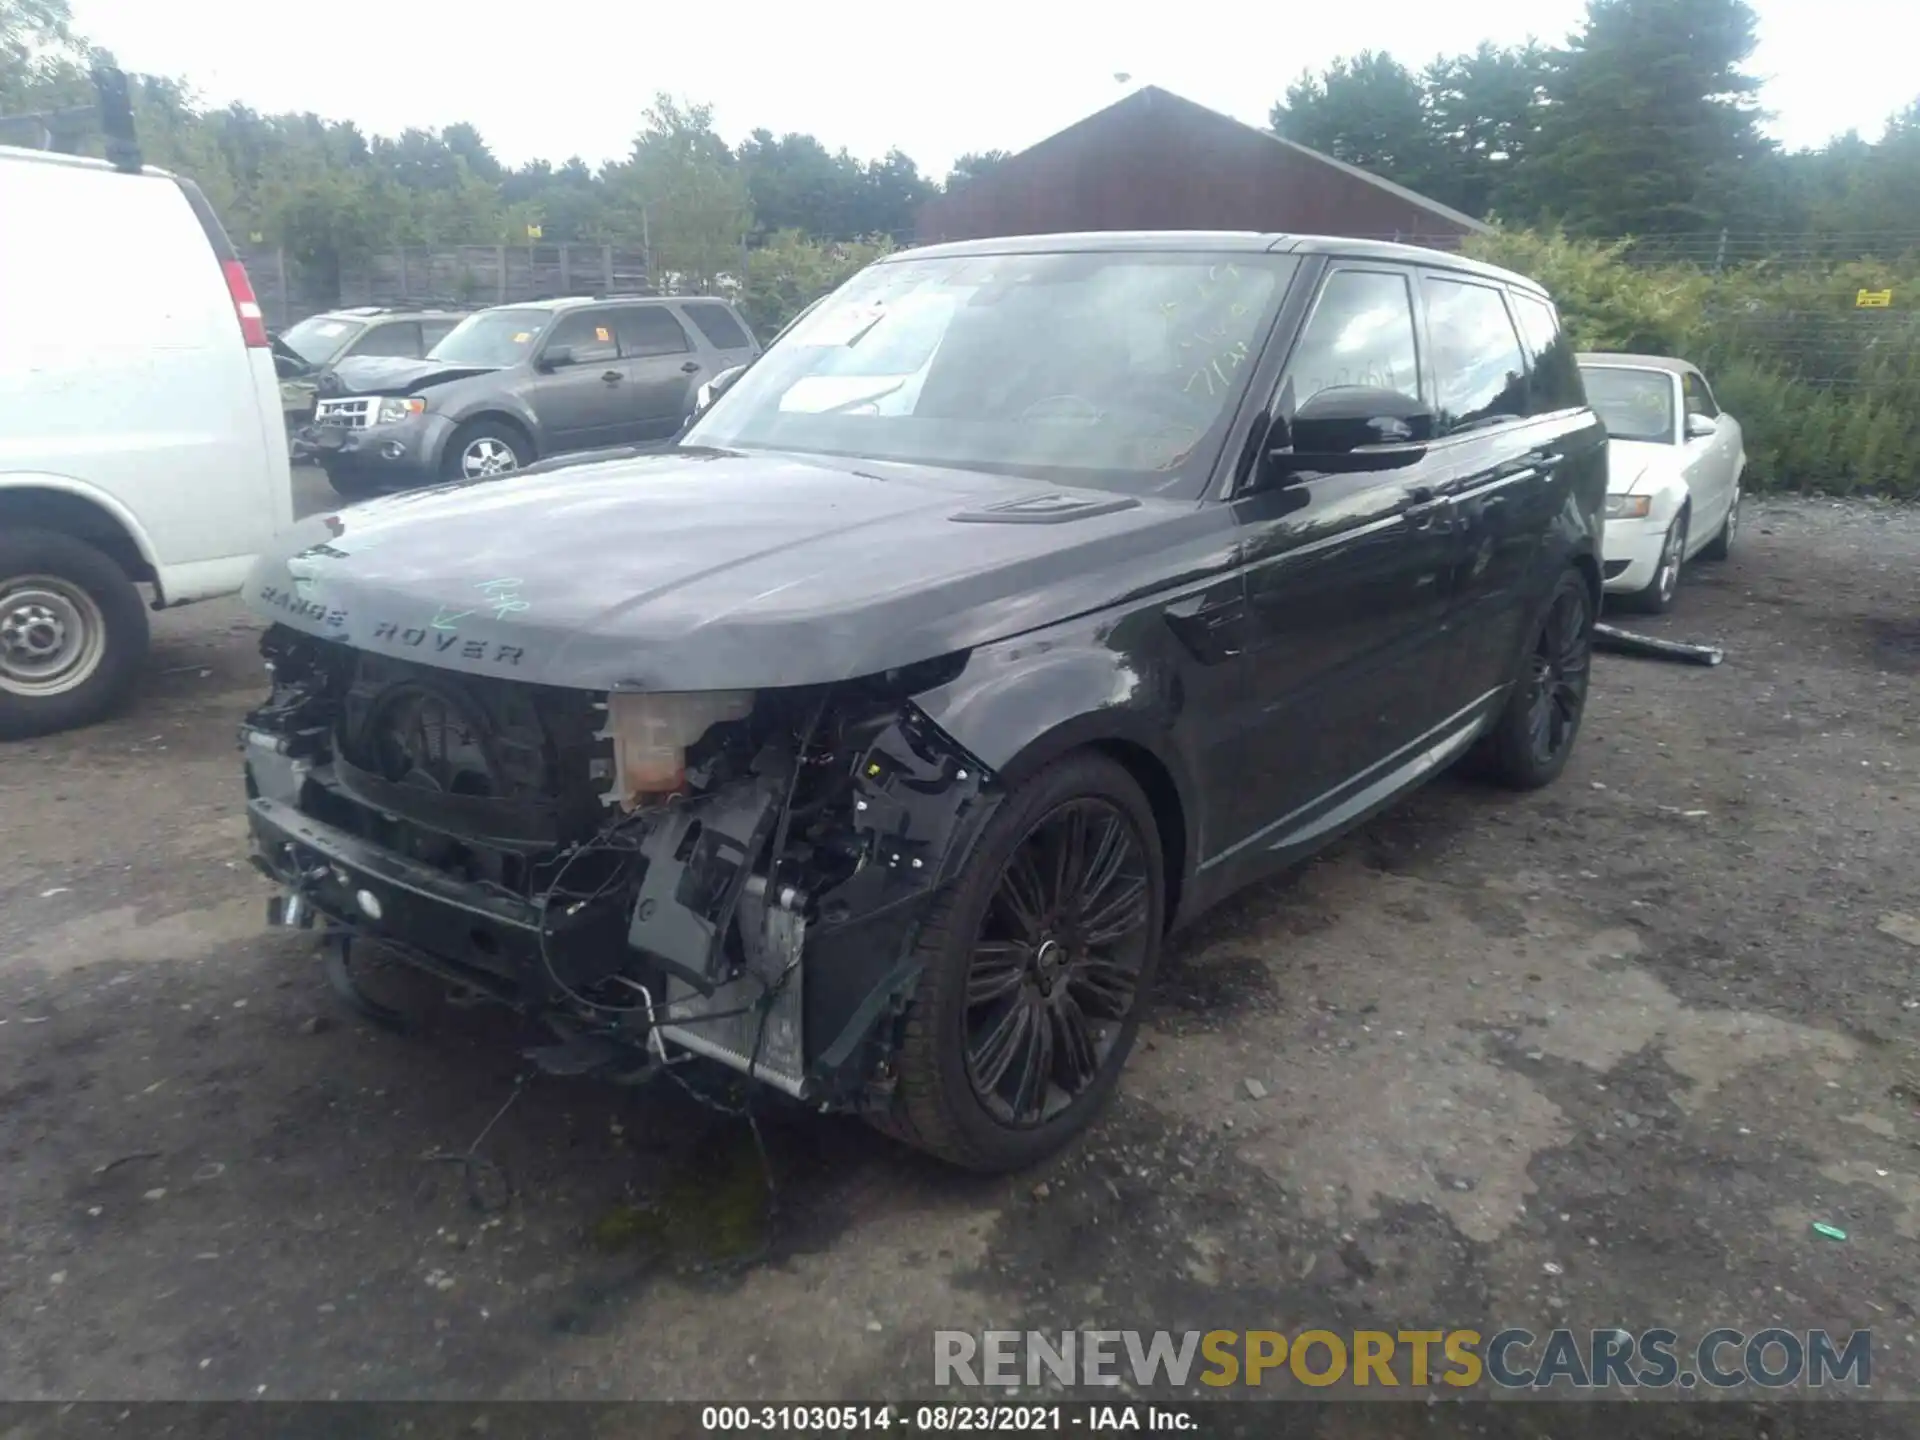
[
  {"x1": 1684, "y1": 412, "x2": 1717, "y2": 440},
  {"x1": 1261, "y1": 385, "x2": 1433, "y2": 484},
  {"x1": 537, "y1": 346, "x2": 576, "y2": 372}
]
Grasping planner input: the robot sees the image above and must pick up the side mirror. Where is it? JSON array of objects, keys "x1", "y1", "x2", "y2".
[
  {"x1": 1684, "y1": 412, "x2": 1716, "y2": 440},
  {"x1": 537, "y1": 345, "x2": 577, "y2": 372},
  {"x1": 1265, "y1": 385, "x2": 1433, "y2": 481},
  {"x1": 695, "y1": 364, "x2": 746, "y2": 414}
]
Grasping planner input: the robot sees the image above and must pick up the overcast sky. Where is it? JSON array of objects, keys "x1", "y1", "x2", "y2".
[{"x1": 69, "y1": 0, "x2": 1915, "y2": 176}]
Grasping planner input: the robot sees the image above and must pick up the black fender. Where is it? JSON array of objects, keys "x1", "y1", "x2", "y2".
[{"x1": 911, "y1": 618, "x2": 1205, "y2": 920}]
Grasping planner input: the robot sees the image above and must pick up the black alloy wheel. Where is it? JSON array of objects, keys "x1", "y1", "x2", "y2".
[
  {"x1": 1523, "y1": 581, "x2": 1594, "y2": 773},
  {"x1": 962, "y1": 796, "x2": 1153, "y2": 1129},
  {"x1": 1468, "y1": 568, "x2": 1595, "y2": 791},
  {"x1": 874, "y1": 753, "x2": 1166, "y2": 1171}
]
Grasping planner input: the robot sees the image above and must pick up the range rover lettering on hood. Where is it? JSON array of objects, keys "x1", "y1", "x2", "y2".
[{"x1": 244, "y1": 449, "x2": 1235, "y2": 691}]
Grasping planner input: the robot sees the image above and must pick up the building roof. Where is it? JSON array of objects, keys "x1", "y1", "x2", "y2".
[{"x1": 938, "y1": 86, "x2": 1491, "y2": 238}]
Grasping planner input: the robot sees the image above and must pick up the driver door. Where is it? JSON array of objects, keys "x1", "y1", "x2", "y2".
[
  {"x1": 525, "y1": 311, "x2": 624, "y2": 452},
  {"x1": 1681, "y1": 369, "x2": 1734, "y2": 538}
]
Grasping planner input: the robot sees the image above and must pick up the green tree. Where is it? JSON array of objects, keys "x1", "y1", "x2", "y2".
[
  {"x1": 944, "y1": 149, "x2": 1013, "y2": 191},
  {"x1": 1518, "y1": 0, "x2": 1770, "y2": 235},
  {"x1": 1271, "y1": 51, "x2": 1452, "y2": 207},
  {"x1": 1422, "y1": 43, "x2": 1548, "y2": 218},
  {"x1": 604, "y1": 95, "x2": 752, "y2": 291}
]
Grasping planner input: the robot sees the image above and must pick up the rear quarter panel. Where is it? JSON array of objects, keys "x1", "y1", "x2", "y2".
[{"x1": 0, "y1": 161, "x2": 287, "y2": 579}]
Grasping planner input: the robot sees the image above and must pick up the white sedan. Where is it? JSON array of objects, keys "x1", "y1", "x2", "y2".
[{"x1": 1577, "y1": 354, "x2": 1746, "y2": 613}]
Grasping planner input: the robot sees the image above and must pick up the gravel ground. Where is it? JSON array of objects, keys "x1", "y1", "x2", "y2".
[{"x1": 1, "y1": 488, "x2": 1916, "y2": 1418}]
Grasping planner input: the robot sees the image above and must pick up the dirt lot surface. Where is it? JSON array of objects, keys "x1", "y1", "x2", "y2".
[{"x1": 3, "y1": 485, "x2": 1918, "y2": 1421}]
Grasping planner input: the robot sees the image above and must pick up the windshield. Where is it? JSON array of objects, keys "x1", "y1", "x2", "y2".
[
  {"x1": 1580, "y1": 366, "x2": 1676, "y2": 444},
  {"x1": 279, "y1": 315, "x2": 364, "y2": 367},
  {"x1": 427, "y1": 308, "x2": 552, "y2": 368},
  {"x1": 685, "y1": 252, "x2": 1298, "y2": 492}
]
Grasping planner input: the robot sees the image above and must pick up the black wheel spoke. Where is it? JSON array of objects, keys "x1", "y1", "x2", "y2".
[
  {"x1": 1081, "y1": 877, "x2": 1148, "y2": 947},
  {"x1": 960, "y1": 791, "x2": 1155, "y2": 1129},
  {"x1": 969, "y1": 997, "x2": 1034, "y2": 1095},
  {"x1": 995, "y1": 849, "x2": 1048, "y2": 938},
  {"x1": 1009, "y1": 1004, "x2": 1054, "y2": 1124},
  {"x1": 966, "y1": 943, "x2": 1028, "y2": 1007},
  {"x1": 1052, "y1": 995, "x2": 1103, "y2": 1090},
  {"x1": 1070, "y1": 955, "x2": 1139, "y2": 1020}
]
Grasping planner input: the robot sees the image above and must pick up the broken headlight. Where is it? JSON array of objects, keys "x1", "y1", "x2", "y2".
[{"x1": 597, "y1": 690, "x2": 755, "y2": 808}]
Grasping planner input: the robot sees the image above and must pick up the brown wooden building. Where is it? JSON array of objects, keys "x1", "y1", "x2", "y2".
[{"x1": 916, "y1": 86, "x2": 1487, "y2": 248}]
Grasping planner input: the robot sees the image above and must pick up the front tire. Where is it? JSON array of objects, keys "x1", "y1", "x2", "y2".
[
  {"x1": 1616, "y1": 509, "x2": 1688, "y2": 614},
  {"x1": 0, "y1": 528, "x2": 150, "y2": 741},
  {"x1": 873, "y1": 752, "x2": 1165, "y2": 1172},
  {"x1": 442, "y1": 421, "x2": 528, "y2": 482},
  {"x1": 1470, "y1": 568, "x2": 1594, "y2": 791}
]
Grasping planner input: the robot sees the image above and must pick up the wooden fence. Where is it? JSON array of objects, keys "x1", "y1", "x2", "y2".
[{"x1": 241, "y1": 243, "x2": 656, "y2": 328}]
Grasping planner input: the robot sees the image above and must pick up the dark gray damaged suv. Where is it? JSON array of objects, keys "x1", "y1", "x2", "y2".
[
  {"x1": 243, "y1": 232, "x2": 1606, "y2": 1172},
  {"x1": 301, "y1": 294, "x2": 760, "y2": 498}
]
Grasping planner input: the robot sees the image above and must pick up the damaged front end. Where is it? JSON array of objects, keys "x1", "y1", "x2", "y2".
[{"x1": 241, "y1": 625, "x2": 998, "y2": 1107}]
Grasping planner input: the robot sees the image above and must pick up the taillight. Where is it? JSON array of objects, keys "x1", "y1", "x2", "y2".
[{"x1": 222, "y1": 258, "x2": 269, "y2": 348}]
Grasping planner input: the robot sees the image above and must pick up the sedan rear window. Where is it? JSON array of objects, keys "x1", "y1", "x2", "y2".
[{"x1": 1580, "y1": 366, "x2": 1676, "y2": 444}]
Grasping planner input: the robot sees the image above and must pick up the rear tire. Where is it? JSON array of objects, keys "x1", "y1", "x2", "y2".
[
  {"x1": 1470, "y1": 568, "x2": 1594, "y2": 791},
  {"x1": 0, "y1": 528, "x2": 150, "y2": 741},
  {"x1": 871, "y1": 752, "x2": 1166, "y2": 1172},
  {"x1": 1699, "y1": 486, "x2": 1738, "y2": 562}
]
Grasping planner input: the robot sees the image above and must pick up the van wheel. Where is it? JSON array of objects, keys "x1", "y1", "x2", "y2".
[
  {"x1": 443, "y1": 421, "x2": 528, "y2": 482},
  {"x1": 1469, "y1": 568, "x2": 1594, "y2": 791},
  {"x1": 0, "y1": 528, "x2": 150, "y2": 741},
  {"x1": 871, "y1": 752, "x2": 1165, "y2": 1172}
]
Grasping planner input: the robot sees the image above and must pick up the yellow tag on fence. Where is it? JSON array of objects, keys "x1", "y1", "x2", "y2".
[{"x1": 1855, "y1": 288, "x2": 1893, "y2": 308}]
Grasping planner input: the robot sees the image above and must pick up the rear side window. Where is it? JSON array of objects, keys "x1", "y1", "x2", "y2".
[
  {"x1": 1281, "y1": 269, "x2": 1422, "y2": 411},
  {"x1": 1423, "y1": 276, "x2": 1528, "y2": 432},
  {"x1": 1508, "y1": 293, "x2": 1585, "y2": 416},
  {"x1": 681, "y1": 301, "x2": 753, "y2": 351},
  {"x1": 351, "y1": 321, "x2": 423, "y2": 358},
  {"x1": 614, "y1": 306, "x2": 693, "y2": 358}
]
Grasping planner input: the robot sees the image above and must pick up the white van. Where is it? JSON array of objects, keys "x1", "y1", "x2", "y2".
[{"x1": 0, "y1": 143, "x2": 294, "y2": 739}]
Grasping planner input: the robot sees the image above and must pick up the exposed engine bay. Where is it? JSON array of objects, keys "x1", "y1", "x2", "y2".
[{"x1": 242, "y1": 623, "x2": 998, "y2": 1106}]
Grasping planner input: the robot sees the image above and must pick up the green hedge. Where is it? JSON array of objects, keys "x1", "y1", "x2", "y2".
[{"x1": 1465, "y1": 229, "x2": 1920, "y2": 498}]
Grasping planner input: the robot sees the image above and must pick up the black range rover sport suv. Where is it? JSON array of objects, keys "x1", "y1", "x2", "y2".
[{"x1": 240, "y1": 231, "x2": 1606, "y2": 1172}]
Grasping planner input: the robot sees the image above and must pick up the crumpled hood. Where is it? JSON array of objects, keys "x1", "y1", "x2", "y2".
[
  {"x1": 244, "y1": 448, "x2": 1222, "y2": 692},
  {"x1": 319, "y1": 355, "x2": 499, "y2": 397},
  {"x1": 1605, "y1": 439, "x2": 1672, "y2": 495}
]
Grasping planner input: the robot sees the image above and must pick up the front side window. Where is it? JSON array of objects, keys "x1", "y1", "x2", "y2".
[
  {"x1": 543, "y1": 311, "x2": 620, "y2": 364},
  {"x1": 1579, "y1": 366, "x2": 1676, "y2": 444},
  {"x1": 428, "y1": 308, "x2": 553, "y2": 367},
  {"x1": 1424, "y1": 276, "x2": 1528, "y2": 432},
  {"x1": 1509, "y1": 293, "x2": 1585, "y2": 415},
  {"x1": 1684, "y1": 372, "x2": 1719, "y2": 418},
  {"x1": 1280, "y1": 268, "x2": 1421, "y2": 412},
  {"x1": 350, "y1": 321, "x2": 423, "y2": 358},
  {"x1": 685, "y1": 251, "x2": 1299, "y2": 493}
]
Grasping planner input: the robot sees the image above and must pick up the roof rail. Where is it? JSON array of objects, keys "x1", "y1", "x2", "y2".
[
  {"x1": 0, "y1": 65, "x2": 141, "y2": 173},
  {"x1": 590, "y1": 289, "x2": 662, "y2": 300}
]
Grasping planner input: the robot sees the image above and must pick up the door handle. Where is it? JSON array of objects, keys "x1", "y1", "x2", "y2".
[
  {"x1": 1529, "y1": 450, "x2": 1565, "y2": 467},
  {"x1": 1405, "y1": 484, "x2": 1437, "y2": 506},
  {"x1": 681, "y1": 360, "x2": 702, "y2": 374},
  {"x1": 601, "y1": 370, "x2": 623, "y2": 383}
]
